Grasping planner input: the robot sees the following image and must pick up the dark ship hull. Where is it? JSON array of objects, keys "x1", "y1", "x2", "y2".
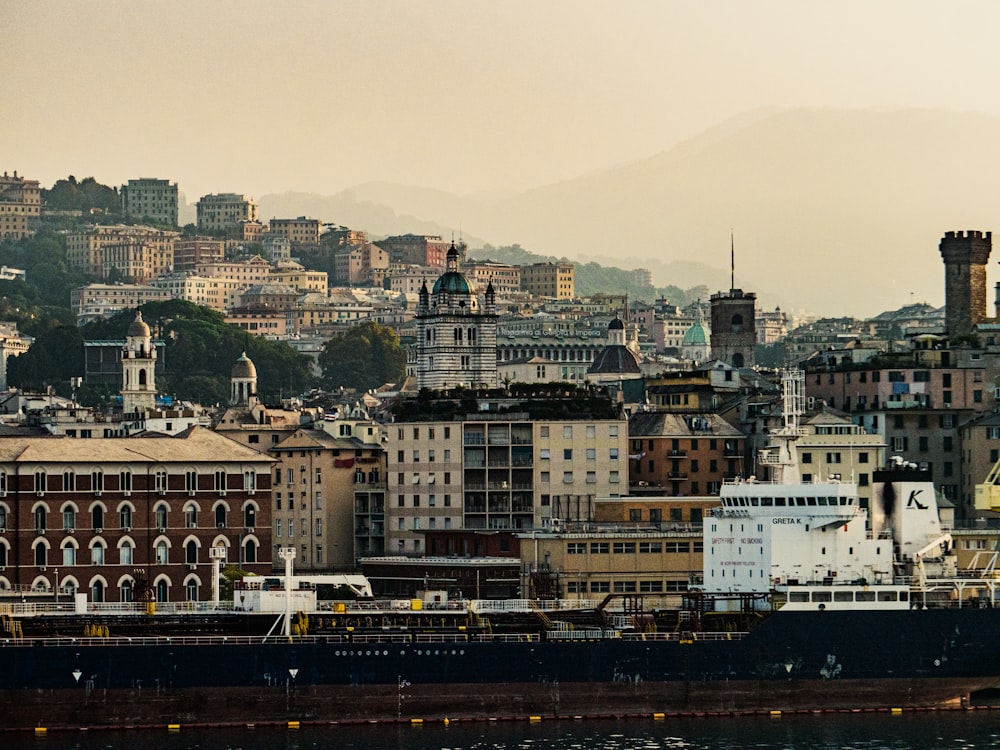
[{"x1": 3, "y1": 607, "x2": 999, "y2": 729}]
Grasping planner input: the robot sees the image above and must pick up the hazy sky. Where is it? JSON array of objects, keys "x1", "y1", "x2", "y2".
[{"x1": 5, "y1": 0, "x2": 1000, "y2": 200}]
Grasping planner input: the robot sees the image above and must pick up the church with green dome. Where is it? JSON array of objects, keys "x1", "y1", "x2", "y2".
[{"x1": 415, "y1": 242, "x2": 498, "y2": 389}]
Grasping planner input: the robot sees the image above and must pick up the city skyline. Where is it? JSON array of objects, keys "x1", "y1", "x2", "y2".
[{"x1": 6, "y1": 1, "x2": 1000, "y2": 315}]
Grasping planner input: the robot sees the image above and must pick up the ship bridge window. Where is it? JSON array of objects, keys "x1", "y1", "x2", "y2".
[
  {"x1": 817, "y1": 497, "x2": 828, "y2": 506},
  {"x1": 856, "y1": 591, "x2": 876, "y2": 602},
  {"x1": 750, "y1": 498, "x2": 759, "y2": 506},
  {"x1": 775, "y1": 498, "x2": 786, "y2": 507},
  {"x1": 877, "y1": 591, "x2": 899, "y2": 602},
  {"x1": 807, "y1": 497, "x2": 817, "y2": 506},
  {"x1": 811, "y1": 591, "x2": 832, "y2": 602},
  {"x1": 834, "y1": 591, "x2": 853, "y2": 602},
  {"x1": 761, "y1": 498, "x2": 773, "y2": 507}
]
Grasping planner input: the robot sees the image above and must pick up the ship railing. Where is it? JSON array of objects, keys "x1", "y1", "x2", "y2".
[
  {"x1": 618, "y1": 631, "x2": 749, "y2": 642},
  {"x1": 470, "y1": 633, "x2": 540, "y2": 643},
  {"x1": 470, "y1": 598, "x2": 602, "y2": 613},
  {"x1": 413, "y1": 633, "x2": 472, "y2": 643}
]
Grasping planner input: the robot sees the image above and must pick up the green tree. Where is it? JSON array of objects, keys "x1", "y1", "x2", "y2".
[
  {"x1": 318, "y1": 320, "x2": 405, "y2": 391},
  {"x1": 42, "y1": 176, "x2": 119, "y2": 213}
]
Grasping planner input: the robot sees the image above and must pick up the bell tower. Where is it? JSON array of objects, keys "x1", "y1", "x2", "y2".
[{"x1": 121, "y1": 311, "x2": 157, "y2": 414}]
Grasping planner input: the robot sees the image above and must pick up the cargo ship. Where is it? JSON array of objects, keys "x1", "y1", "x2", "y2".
[{"x1": 1, "y1": 373, "x2": 1000, "y2": 729}]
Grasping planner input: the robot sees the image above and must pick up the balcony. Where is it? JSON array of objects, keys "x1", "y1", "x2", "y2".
[
  {"x1": 667, "y1": 450, "x2": 687, "y2": 458},
  {"x1": 667, "y1": 471, "x2": 689, "y2": 480}
]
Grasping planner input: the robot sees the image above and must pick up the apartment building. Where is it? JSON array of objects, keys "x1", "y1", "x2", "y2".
[
  {"x1": 269, "y1": 216, "x2": 322, "y2": 245},
  {"x1": 102, "y1": 237, "x2": 174, "y2": 282},
  {"x1": 334, "y1": 243, "x2": 390, "y2": 286},
  {"x1": 269, "y1": 262, "x2": 328, "y2": 293},
  {"x1": 173, "y1": 238, "x2": 225, "y2": 271},
  {"x1": 71, "y1": 283, "x2": 172, "y2": 325},
  {"x1": 150, "y1": 272, "x2": 244, "y2": 311},
  {"x1": 376, "y1": 234, "x2": 451, "y2": 268},
  {"x1": 120, "y1": 178, "x2": 179, "y2": 226},
  {"x1": 0, "y1": 170, "x2": 41, "y2": 239},
  {"x1": 386, "y1": 414, "x2": 628, "y2": 554},
  {"x1": 464, "y1": 261, "x2": 521, "y2": 298},
  {"x1": 66, "y1": 225, "x2": 178, "y2": 277},
  {"x1": 628, "y1": 412, "x2": 746, "y2": 497},
  {"x1": 520, "y1": 262, "x2": 575, "y2": 300},
  {"x1": 195, "y1": 193, "x2": 259, "y2": 233}
]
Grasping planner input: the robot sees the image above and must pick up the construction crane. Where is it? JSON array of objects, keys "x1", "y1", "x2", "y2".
[{"x1": 975, "y1": 456, "x2": 1000, "y2": 512}]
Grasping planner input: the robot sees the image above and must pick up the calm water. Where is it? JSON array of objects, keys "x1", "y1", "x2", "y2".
[{"x1": 10, "y1": 712, "x2": 1000, "y2": 750}]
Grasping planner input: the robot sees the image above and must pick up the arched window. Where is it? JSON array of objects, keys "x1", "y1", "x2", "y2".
[
  {"x1": 185, "y1": 503, "x2": 198, "y2": 528},
  {"x1": 245, "y1": 539, "x2": 258, "y2": 564},
  {"x1": 91, "y1": 580, "x2": 104, "y2": 603},
  {"x1": 119, "y1": 506, "x2": 132, "y2": 530},
  {"x1": 34, "y1": 506, "x2": 47, "y2": 532},
  {"x1": 119, "y1": 540, "x2": 133, "y2": 566},
  {"x1": 186, "y1": 540, "x2": 198, "y2": 564},
  {"x1": 120, "y1": 579, "x2": 133, "y2": 603},
  {"x1": 91, "y1": 542, "x2": 105, "y2": 565},
  {"x1": 0, "y1": 543, "x2": 7, "y2": 567},
  {"x1": 138, "y1": 369, "x2": 147, "y2": 386},
  {"x1": 0, "y1": 506, "x2": 7, "y2": 531},
  {"x1": 156, "y1": 579, "x2": 168, "y2": 603},
  {"x1": 91, "y1": 505, "x2": 104, "y2": 530},
  {"x1": 733, "y1": 353, "x2": 745, "y2": 368},
  {"x1": 34, "y1": 544, "x2": 46, "y2": 567},
  {"x1": 62, "y1": 506, "x2": 76, "y2": 530},
  {"x1": 155, "y1": 541, "x2": 168, "y2": 565},
  {"x1": 155, "y1": 504, "x2": 168, "y2": 529},
  {"x1": 244, "y1": 505, "x2": 256, "y2": 528},
  {"x1": 215, "y1": 505, "x2": 226, "y2": 528},
  {"x1": 731, "y1": 313, "x2": 743, "y2": 333},
  {"x1": 185, "y1": 580, "x2": 198, "y2": 601}
]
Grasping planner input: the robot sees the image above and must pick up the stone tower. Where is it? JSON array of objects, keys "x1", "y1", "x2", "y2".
[
  {"x1": 939, "y1": 230, "x2": 992, "y2": 339},
  {"x1": 709, "y1": 289, "x2": 757, "y2": 368},
  {"x1": 121, "y1": 311, "x2": 157, "y2": 414},
  {"x1": 230, "y1": 351, "x2": 258, "y2": 406},
  {"x1": 415, "y1": 242, "x2": 498, "y2": 390}
]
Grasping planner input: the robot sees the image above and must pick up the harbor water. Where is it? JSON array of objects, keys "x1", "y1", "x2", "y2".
[{"x1": 8, "y1": 710, "x2": 1000, "y2": 750}]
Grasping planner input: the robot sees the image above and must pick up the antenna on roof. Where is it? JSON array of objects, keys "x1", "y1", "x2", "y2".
[{"x1": 730, "y1": 228, "x2": 735, "y2": 291}]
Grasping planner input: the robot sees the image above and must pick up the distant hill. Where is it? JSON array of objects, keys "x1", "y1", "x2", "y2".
[{"x1": 259, "y1": 107, "x2": 1000, "y2": 316}]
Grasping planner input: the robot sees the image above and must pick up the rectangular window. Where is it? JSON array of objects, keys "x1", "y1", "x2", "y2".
[
  {"x1": 567, "y1": 542, "x2": 586, "y2": 554},
  {"x1": 612, "y1": 542, "x2": 636, "y2": 554},
  {"x1": 563, "y1": 448, "x2": 573, "y2": 460},
  {"x1": 586, "y1": 471, "x2": 596, "y2": 483},
  {"x1": 586, "y1": 448, "x2": 596, "y2": 460},
  {"x1": 590, "y1": 542, "x2": 609, "y2": 554},
  {"x1": 639, "y1": 542, "x2": 662, "y2": 553},
  {"x1": 563, "y1": 471, "x2": 573, "y2": 484}
]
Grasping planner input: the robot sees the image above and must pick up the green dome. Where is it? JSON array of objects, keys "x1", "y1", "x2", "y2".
[
  {"x1": 432, "y1": 271, "x2": 473, "y2": 295},
  {"x1": 682, "y1": 323, "x2": 709, "y2": 346}
]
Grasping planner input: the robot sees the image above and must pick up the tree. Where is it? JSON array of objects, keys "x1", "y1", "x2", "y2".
[{"x1": 318, "y1": 321, "x2": 405, "y2": 391}]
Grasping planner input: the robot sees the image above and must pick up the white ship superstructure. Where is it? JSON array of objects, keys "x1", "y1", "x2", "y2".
[{"x1": 704, "y1": 370, "x2": 955, "y2": 611}]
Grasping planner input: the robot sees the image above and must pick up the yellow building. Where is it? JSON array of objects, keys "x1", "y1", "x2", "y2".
[
  {"x1": 120, "y1": 178, "x2": 179, "y2": 226},
  {"x1": 269, "y1": 216, "x2": 322, "y2": 245},
  {"x1": 520, "y1": 262, "x2": 575, "y2": 300},
  {"x1": 269, "y1": 261, "x2": 328, "y2": 293},
  {"x1": 196, "y1": 193, "x2": 259, "y2": 233},
  {"x1": 0, "y1": 170, "x2": 41, "y2": 239},
  {"x1": 66, "y1": 225, "x2": 178, "y2": 277}
]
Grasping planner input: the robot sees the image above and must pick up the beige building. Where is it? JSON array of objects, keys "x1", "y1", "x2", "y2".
[
  {"x1": 103, "y1": 237, "x2": 174, "y2": 282},
  {"x1": 269, "y1": 216, "x2": 322, "y2": 245},
  {"x1": 0, "y1": 170, "x2": 41, "y2": 239},
  {"x1": 334, "y1": 243, "x2": 390, "y2": 286},
  {"x1": 195, "y1": 193, "x2": 259, "y2": 233},
  {"x1": 518, "y1": 526, "x2": 703, "y2": 600},
  {"x1": 387, "y1": 415, "x2": 628, "y2": 554},
  {"x1": 71, "y1": 283, "x2": 172, "y2": 325},
  {"x1": 269, "y1": 261, "x2": 328, "y2": 293},
  {"x1": 120, "y1": 178, "x2": 179, "y2": 226},
  {"x1": 196, "y1": 256, "x2": 272, "y2": 286},
  {"x1": 782, "y1": 410, "x2": 887, "y2": 511},
  {"x1": 0, "y1": 322, "x2": 33, "y2": 389},
  {"x1": 387, "y1": 264, "x2": 440, "y2": 295},
  {"x1": 66, "y1": 225, "x2": 178, "y2": 277},
  {"x1": 521, "y1": 262, "x2": 575, "y2": 300},
  {"x1": 150, "y1": 272, "x2": 244, "y2": 311},
  {"x1": 464, "y1": 261, "x2": 521, "y2": 298}
]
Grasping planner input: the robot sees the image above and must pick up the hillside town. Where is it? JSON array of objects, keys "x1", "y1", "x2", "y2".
[{"x1": 0, "y1": 169, "x2": 998, "y2": 605}]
